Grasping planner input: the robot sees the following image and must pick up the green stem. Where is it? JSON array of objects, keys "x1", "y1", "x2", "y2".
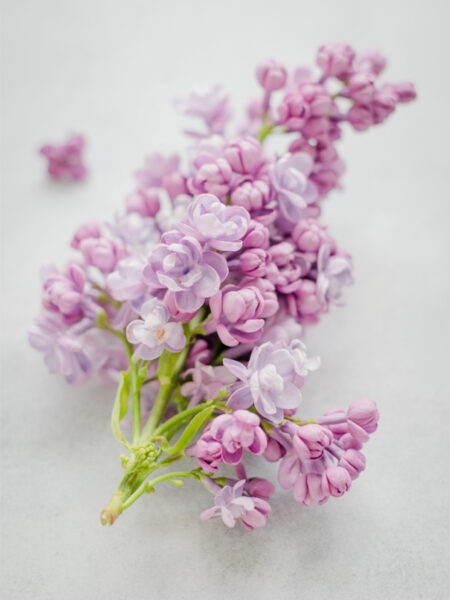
[
  {"x1": 140, "y1": 345, "x2": 191, "y2": 442},
  {"x1": 100, "y1": 457, "x2": 152, "y2": 526},
  {"x1": 122, "y1": 470, "x2": 202, "y2": 511},
  {"x1": 129, "y1": 359, "x2": 141, "y2": 445}
]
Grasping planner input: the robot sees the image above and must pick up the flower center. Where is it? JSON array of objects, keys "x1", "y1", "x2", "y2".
[{"x1": 258, "y1": 364, "x2": 284, "y2": 394}]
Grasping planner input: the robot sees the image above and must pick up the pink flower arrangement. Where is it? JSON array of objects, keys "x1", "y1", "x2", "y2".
[{"x1": 30, "y1": 43, "x2": 415, "y2": 531}]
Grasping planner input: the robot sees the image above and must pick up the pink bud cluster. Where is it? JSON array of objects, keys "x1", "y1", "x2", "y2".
[{"x1": 264, "y1": 399, "x2": 379, "y2": 506}]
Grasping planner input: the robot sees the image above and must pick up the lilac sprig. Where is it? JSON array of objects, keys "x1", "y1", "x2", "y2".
[{"x1": 29, "y1": 42, "x2": 415, "y2": 530}]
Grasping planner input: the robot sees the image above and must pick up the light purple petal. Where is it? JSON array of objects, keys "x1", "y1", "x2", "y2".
[
  {"x1": 227, "y1": 385, "x2": 254, "y2": 410},
  {"x1": 223, "y1": 358, "x2": 249, "y2": 382}
]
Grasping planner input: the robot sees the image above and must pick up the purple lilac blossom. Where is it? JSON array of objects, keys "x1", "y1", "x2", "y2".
[
  {"x1": 108, "y1": 212, "x2": 160, "y2": 254},
  {"x1": 42, "y1": 263, "x2": 87, "y2": 325},
  {"x1": 271, "y1": 153, "x2": 318, "y2": 223},
  {"x1": 187, "y1": 154, "x2": 232, "y2": 198},
  {"x1": 143, "y1": 230, "x2": 228, "y2": 313},
  {"x1": 126, "y1": 298, "x2": 186, "y2": 360},
  {"x1": 79, "y1": 237, "x2": 124, "y2": 274},
  {"x1": 83, "y1": 329, "x2": 128, "y2": 384},
  {"x1": 134, "y1": 153, "x2": 179, "y2": 188},
  {"x1": 209, "y1": 284, "x2": 267, "y2": 347},
  {"x1": 200, "y1": 480, "x2": 271, "y2": 530},
  {"x1": 107, "y1": 257, "x2": 147, "y2": 302},
  {"x1": 179, "y1": 193, "x2": 250, "y2": 251},
  {"x1": 186, "y1": 339, "x2": 212, "y2": 368},
  {"x1": 316, "y1": 244, "x2": 354, "y2": 304},
  {"x1": 191, "y1": 410, "x2": 267, "y2": 472},
  {"x1": 175, "y1": 85, "x2": 230, "y2": 135},
  {"x1": 224, "y1": 342, "x2": 307, "y2": 423},
  {"x1": 223, "y1": 136, "x2": 264, "y2": 175},
  {"x1": 180, "y1": 364, "x2": 235, "y2": 407},
  {"x1": 28, "y1": 314, "x2": 91, "y2": 384}
]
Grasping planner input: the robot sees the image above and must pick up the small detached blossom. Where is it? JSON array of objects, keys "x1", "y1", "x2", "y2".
[
  {"x1": 40, "y1": 135, "x2": 87, "y2": 181},
  {"x1": 126, "y1": 298, "x2": 186, "y2": 360}
]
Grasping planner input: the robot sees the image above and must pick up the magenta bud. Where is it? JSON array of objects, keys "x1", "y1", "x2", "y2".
[
  {"x1": 357, "y1": 49, "x2": 387, "y2": 75},
  {"x1": 316, "y1": 42, "x2": 355, "y2": 78},
  {"x1": 347, "y1": 72, "x2": 376, "y2": 104},
  {"x1": 71, "y1": 222, "x2": 101, "y2": 249},
  {"x1": 301, "y1": 116, "x2": 330, "y2": 138},
  {"x1": 278, "y1": 92, "x2": 310, "y2": 131},
  {"x1": 224, "y1": 137, "x2": 263, "y2": 175},
  {"x1": 231, "y1": 179, "x2": 271, "y2": 212},
  {"x1": 239, "y1": 248, "x2": 269, "y2": 278},
  {"x1": 263, "y1": 437, "x2": 286, "y2": 462},
  {"x1": 347, "y1": 398, "x2": 379, "y2": 433},
  {"x1": 347, "y1": 105, "x2": 374, "y2": 131},
  {"x1": 293, "y1": 472, "x2": 329, "y2": 506},
  {"x1": 292, "y1": 219, "x2": 333, "y2": 253},
  {"x1": 385, "y1": 81, "x2": 417, "y2": 103},
  {"x1": 242, "y1": 220, "x2": 270, "y2": 250},
  {"x1": 162, "y1": 172, "x2": 188, "y2": 200},
  {"x1": 79, "y1": 237, "x2": 124, "y2": 274},
  {"x1": 256, "y1": 59, "x2": 287, "y2": 91},
  {"x1": 292, "y1": 424, "x2": 333, "y2": 460},
  {"x1": 372, "y1": 89, "x2": 397, "y2": 123},
  {"x1": 339, "y1": 432, "x2": 363, "y2": 451},
  {"x1": 339, "y1": 449, "x2": 366, "y2": 479},
  {"x1": 321, "y1": 466, "x2": 352, "y2": 497},
  {"x1": 245, "y1": 478, "x2": 275, "y2": 501}
]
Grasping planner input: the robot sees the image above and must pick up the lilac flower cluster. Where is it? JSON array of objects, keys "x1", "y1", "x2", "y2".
[
  {"x1": 271, "y1": 398, "x2": 379, "y2": 506},
  {"x1": 30, "y1": 44, "x2": 415, "y2": 530}
]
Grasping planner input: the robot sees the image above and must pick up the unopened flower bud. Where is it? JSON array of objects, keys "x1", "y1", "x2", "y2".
[
  {"x1": 256, "y1": 59, "x2": 287, "y2": 91},
  {"x1": 321, "y1": 466, "x2": 352, "y2": 497}
]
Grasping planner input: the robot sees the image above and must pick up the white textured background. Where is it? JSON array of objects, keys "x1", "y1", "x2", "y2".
[{"x1": 1, "y1": 1, "x2": 449, "y2": 598}]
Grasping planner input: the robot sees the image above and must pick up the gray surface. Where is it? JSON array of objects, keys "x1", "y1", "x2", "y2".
[{"x1": 1, "y1": 1, "x2": 450, "y2": 598}]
